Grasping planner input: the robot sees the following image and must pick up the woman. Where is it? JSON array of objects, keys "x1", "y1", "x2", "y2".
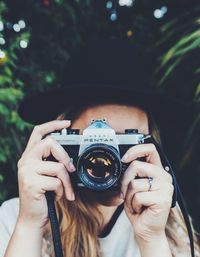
[{"x1": 0, "y1": 40, "x2": 199, "y2": 257}]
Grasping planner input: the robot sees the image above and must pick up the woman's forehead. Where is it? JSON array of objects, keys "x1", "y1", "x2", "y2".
[{"x1": 71, "y1": 104, "x2": 149, "y2": 134}]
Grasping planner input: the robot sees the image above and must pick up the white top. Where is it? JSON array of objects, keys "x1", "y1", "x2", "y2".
[
  {"x1": 99, "y1": 209, "x2": 140, "y2": 257},
  {"x1": 0, "y1": 198, "x2": 190, "y2": 257},
  {"x1": 0, "y1": 198, "x2": 140, "y2": 257},
  {"x1": 0, "y1": 198, "x2": 20, "y2": 257}
]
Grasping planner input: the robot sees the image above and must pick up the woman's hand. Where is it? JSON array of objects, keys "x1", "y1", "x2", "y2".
[
  {"x1": 120, "y1": 143, "x2": 174, "y2": 243},
  {"x1": 17, "y1": 120, "x2": 76, "y2": 229}
]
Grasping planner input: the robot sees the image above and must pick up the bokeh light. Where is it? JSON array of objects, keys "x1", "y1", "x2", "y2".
[
  {"x1": 0, "y1": 49, "x2": 6, "y2": 59},
  {"x1": 18, "y1": 20, "x2": 26, "y2": 29},
  {"x1": 0, "y1": 38, "x2": 6, "y2": 45},
  {"x1": 110, "y1": 10, "x2": 117, "y2": 21},
  {"x1": 153, "y1": 6, "x2": 168, "y2": 19},
  {"x1": 20, "y1": 40, "x2": 28, "y2": 48},
  {"x1": 13, "y1": 24, "x2": 21, "y2": 32},
  {"x1": 0, "y1": 21, "x2": 4, "y2": 31},
  {"x1": 119, "y1": 0, "x2": 134, "y2": 7},
  {"x1": 106, "y1": 1, "x2": 113, "y2": 9}
]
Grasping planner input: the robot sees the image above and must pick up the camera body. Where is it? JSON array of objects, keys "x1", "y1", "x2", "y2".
[{"x1": 50, "y1": 119, "x2": 149, "y2": 191}]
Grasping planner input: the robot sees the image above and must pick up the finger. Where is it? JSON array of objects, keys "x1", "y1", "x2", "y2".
[
  {"x1": 130, "y1": 188, "x2": 173, "y2": 214},
  {"x1": 39, "y1": 176, "x2": 64, "y2": 202},
  {"x1": 22, "y1": 175, "x2": 64, "y2": 202},
  {"x1": 125, "y1": 179, "x2": 149, "y2": 213},
  {"x1": 127, "y1": 178, "x2": 156, "y2": 196},
  {"x1": 125, "y1": 178, "x2": 172, "y2": 212},
  {"x1": 29, "y1": 137, "x2": 76, "y2": 172},
  {"x1": 36, "y1": 161, "x2": 75, "y2": 201},
  {"x1": 25, "y1": 120, "x2": 71, "y2": 151},
  {"x1": 121, "y1": 143, "x2": 162, "y2": 167},
  {"x1": 121, "y1": 160, "x2": 172, "y2": 198}
]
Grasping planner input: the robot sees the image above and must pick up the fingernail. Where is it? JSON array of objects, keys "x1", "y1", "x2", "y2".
[
  {"x1": 121, "y1": 153, "x2": 128, "y2": 162},
  {"x1": 120, "y1": 192, "x2": 124, "y2": 199},
  {"x1": 62, "y1": 120, "x2": 71, "y2": 124},
  {"x1": 130, "y1": 208, "x2": 135, "y2": 214},
  {"x1": 69, "y1": 161, "x2": 76, "y2": 172}
]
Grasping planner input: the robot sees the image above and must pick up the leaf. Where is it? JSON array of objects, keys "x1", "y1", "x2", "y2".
[
  {"x1": 160, "y1": 30, "x2": 200, "y2": 67},
  {"x1": 157, "y1": 58, "x2": 182, "y2": 86},
  {"x1": 15, "y1": 79, "x2": 24, "y2": 88},
  {"x1": 194, "y1": 83, "x2": 200, "y2": 100},
  {"x1": 10, "y1": 111, "x2": 31, "y2": 131},
  {"x1": 3, "y1": 66, "x2": 13, "y2": 77},
  {"x1": 0, "y1": 103, "x2": 9, "y2": 116},
  {"x1": 0, "y1": 88, "x2": 23, "y2": 103},
  {"x1": 0, "y1": 75, "x2": 12, "y2": 85},
  {"x1": 0, "y1": 153, "x2": 6, "y2": 163},
  {"x1": 0, "y1": 174, "x2": 4, "y2": 183},
  {"x1": 0, "y1": 2, "x2": 7, "y2": 13}
]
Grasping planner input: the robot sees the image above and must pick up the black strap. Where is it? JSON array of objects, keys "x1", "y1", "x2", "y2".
[
  {"x1": 45, "y1": 191, "x2": 64, "y2": 257},
  {"x1": 149, "y1": 136, "x2": 195, "y2": 257},
  {"x1": 99, "y1": 203, "x2": 124, "y2": 238}
]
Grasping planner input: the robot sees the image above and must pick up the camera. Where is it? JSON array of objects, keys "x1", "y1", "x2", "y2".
[{"x1": 50, "y1": 119, "x2": 149, "y2": 191}]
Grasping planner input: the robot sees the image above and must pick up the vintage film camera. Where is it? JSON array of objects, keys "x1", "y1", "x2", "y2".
[{"x1": 50, "y1": 119, "x2": 149, "y2": 191}]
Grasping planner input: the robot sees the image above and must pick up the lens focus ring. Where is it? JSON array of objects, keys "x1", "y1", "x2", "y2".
[{"x1": 77, "y1": 144, "x2": 122, "y2": 190}]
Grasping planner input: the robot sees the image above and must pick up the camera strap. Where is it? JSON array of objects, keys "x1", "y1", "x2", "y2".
[
  {"x1": 45, "y1": 191, "x2": 64, "y2": 257},
  {"x1": 148, "y1": 136, "x2": 195, "y2": 257},
  {"x1": 46, "y1": 137, "x2": 195, "y2": 257}
]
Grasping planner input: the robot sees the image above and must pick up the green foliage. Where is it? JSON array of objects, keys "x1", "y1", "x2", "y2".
[
  {"x1": 156, "y1": 5, "x2": 200, "y2": 152},
  {"x1": 0, "y1": 1, "x2": 6, "y2": 12},
  {"x1": 156, "y1": 6, "x2": 200, "y2": 102},
  {"x1": 0, "y1": 2, "x2": 33, "y2": 199}
]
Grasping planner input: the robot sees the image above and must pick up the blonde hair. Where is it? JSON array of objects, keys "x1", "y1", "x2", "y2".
[{"x1": 45, "y1": 104, "x2": 199, "y2": 257}]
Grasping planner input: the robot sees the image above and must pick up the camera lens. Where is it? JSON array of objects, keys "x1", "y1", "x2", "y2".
[
  {"x1": 85, "y1": 154, "x2": 113, "y2": 179},
  {"x1": 77, "y1": 144, "x2": 122, "y2": 190}
]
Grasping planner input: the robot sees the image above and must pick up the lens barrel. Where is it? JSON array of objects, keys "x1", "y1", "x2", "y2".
[{"x1": 77, "y1": 144, "x2": 122, "y2": 190}]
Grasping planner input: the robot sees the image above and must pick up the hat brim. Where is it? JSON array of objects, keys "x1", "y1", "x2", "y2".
[{"x1": 18, "y1": 83, "x2": 192, "y2": 131}]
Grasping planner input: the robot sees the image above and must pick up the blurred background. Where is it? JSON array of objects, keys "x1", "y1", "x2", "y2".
[{"x1": 0, "y1": 0, "x2": 199, "y2": 235}]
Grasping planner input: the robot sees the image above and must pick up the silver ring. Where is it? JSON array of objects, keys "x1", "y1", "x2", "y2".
[{"x1": 147, "y1": 176, "x2": 153, "y2": 191}]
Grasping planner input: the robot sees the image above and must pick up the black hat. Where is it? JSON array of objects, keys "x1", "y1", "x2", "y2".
[{"x1": 18, "y1": 39, "x2": 191, "y2": 137}]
